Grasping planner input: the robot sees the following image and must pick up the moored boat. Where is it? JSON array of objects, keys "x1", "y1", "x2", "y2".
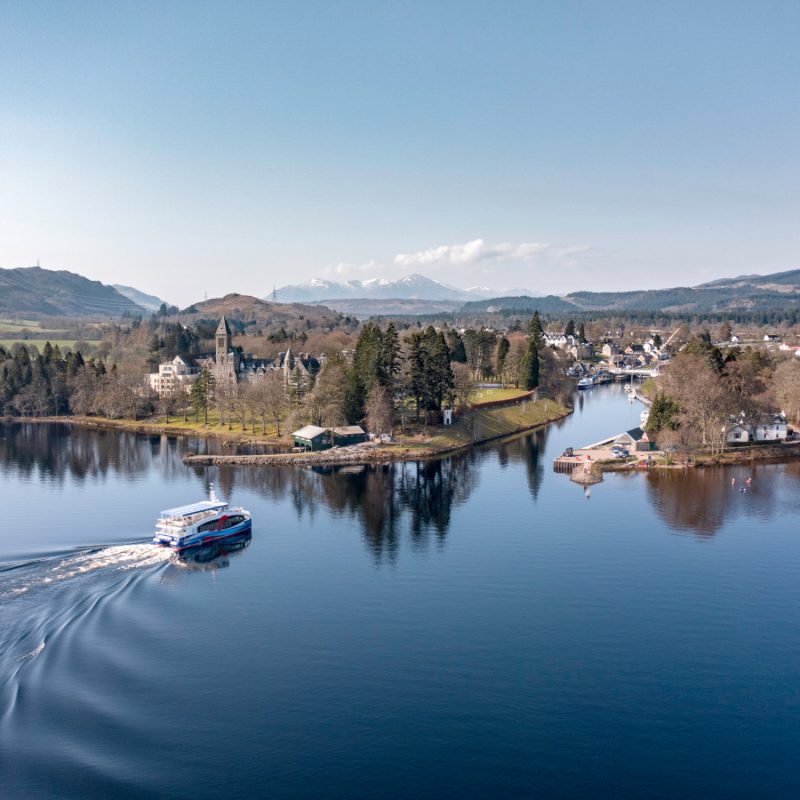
[
  {"x1": 577, "y1": 377, "x2": 594, "y2": 389},
  {"x1": 153, "y1": 485, "x2": 252, "y2": 549}
]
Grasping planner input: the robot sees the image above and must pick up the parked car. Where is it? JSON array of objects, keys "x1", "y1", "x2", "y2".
[
  {"x1": 562, "y1": 447, "x2": 574, "y2": 457},
  {"x1": 611, "y1": 446, "x2": 629, "y2": 458}
]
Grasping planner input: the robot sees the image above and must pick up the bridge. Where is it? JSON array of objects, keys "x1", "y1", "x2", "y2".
[{"x1": 608, "y1": 367, "x2": 660, "y2": 379}]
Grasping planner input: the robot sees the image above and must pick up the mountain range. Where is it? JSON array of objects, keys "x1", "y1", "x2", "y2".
[
  {"x1": 112, "y1": 284, "x2": 169, "y2": 313},
  {"x1": 3, "y1": 264, "x2": 800, "y2": 320},
  {"x1": 462, "y1": 269, "x2": 800, "y2": 316},
  {"x1": 0, "y1": 267, "x2": 145, "y2": 317},
  {"x1": 274, "y1": 274, "x2": 530, "y2": 304}
]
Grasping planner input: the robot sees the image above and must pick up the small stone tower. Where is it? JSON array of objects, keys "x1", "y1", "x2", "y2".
[{"x1": 215, "y1": 315, "x2": 234, "y2": 384}]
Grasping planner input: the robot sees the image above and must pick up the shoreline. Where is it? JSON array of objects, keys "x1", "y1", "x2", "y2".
[
  {"x1": 2, "y1": 403, "x2": 573, "y2": 467},
  {"x1": 1, "y1": 414, "x2": 286, "y2": 447},
  {"x1": 598, "y1": 440, "x2": 800, "y2": 473},
  {"x1": 182, "y1": 414, "x2": 574, "y2": 467}
]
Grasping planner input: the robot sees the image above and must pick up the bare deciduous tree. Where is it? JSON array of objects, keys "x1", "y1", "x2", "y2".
[{"x1": 365, "y1": 384, "x2": 393, "y2": 436}]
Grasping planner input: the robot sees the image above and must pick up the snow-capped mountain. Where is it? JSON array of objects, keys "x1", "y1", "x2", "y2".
[{"x1": 274, "y1": 274, "x2": 532, "y2": 303}]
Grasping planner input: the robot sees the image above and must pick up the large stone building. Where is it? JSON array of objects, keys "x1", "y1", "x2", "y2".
[
  {"x1": 148, "y1": 315, "x2": 322, "y2": 397},
  {"x1": 207, "y1": 315, "x2": 321, "y2": 387}
]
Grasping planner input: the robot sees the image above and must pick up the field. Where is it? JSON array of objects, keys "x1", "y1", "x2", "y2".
[
  {"x1": 0, "y1": 339, "x2": 101, "y2": 352},
  {"x1": 0, "y1": 319, "x2": 42, "y2": 332},
  {"x1": 424, "y1": 396, "x2": 569, "y2": 450},
  {"x1": 467, "y1": 387, "x2": 530, "y2": 405}
]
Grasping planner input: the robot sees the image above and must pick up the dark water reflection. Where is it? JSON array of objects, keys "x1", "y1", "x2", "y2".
[
  {"x1": 4, "y1": 415, "x2": 798, "y2": 547},
  {"x1": 646, "y1": 462, "x2": 800, "y2": 536},
  {"x1": 3, "y1": 390, "x2": 800, "y2": 799}
]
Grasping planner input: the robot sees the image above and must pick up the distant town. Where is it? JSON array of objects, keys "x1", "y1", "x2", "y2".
[{"x1": 1, "y1": 266, "x2": 799, "y2": 468}]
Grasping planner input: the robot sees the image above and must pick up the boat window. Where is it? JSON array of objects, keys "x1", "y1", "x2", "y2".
[{"x1": 198, "y1": 520, "x2": 217, "y2": 533}]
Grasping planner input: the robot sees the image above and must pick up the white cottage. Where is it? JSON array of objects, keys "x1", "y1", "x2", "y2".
[
  {"x1": 753, "y1": 415, "x2": 788, "y2": 442},
  {"x1": 726, "y1": 423, "x2": 750, "y2": 444}
]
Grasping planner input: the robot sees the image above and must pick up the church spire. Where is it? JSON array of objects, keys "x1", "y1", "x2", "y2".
[{"x1": 216, "y1": 315, "x2": 232, "y2": 336}]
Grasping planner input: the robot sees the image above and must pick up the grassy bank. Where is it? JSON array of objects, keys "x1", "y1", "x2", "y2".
[
  {"x1": 183, "y1": 397, "x2": 571, "y2": 467},
  {"x1": 11, "y1": 396, "x2": 571, "y2": 467}
]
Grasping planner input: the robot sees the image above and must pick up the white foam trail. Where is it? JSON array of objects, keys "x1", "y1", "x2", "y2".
[
  {"x1": 0, "y1": 544, "x2": 172, "y2": 599},
  {"x1": 17, "y1": 641, "x2": 45, "y2": 663}
]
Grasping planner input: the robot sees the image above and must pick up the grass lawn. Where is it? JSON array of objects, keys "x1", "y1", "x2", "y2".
[
  {"x1": 0, "y1": 338, "x2": 101, "y2": 351},
  {"x1": 416, "y1": 397, "x2": 569, "y2": 450},
  {"x1": 467, "y1": 387, "x2": 530, "y2": 405},
  {"x1": 140, "y1": 408, "x2": 286, "y2": 440},
  {"x1": 640, "y1": 378, "x2": 657, "y2": 399}
]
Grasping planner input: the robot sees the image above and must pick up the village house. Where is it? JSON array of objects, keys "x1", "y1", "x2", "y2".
[
  {"x1": 601, "y1": 343, "x2": 621, "y2": 358},
  {"x1": 725, "y1": 422, "x2": 750, "y2": 444},
  {"x1": 544, "y1": 332, "x2": 572, "y2": 349},
  {"x1": 726, "y1": 414, "x2": 788, "y2": 445},
  {"x1": 613, "y1": 426, "x2": 657, "y2": 452},
  {"x1": 753, "y1": 414, "x2": 788, "y2": 441},
  {"x1": 567, "y1": 343, "x2": 593, "y2": 361},
  {"x1": 148, "y1": 355, "x2": 199, "y2": 397}
]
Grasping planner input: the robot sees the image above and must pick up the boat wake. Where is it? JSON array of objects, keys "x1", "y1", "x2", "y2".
[
  {"x1": 0, "y1": 542, "x2": 174, "y2": 701},
  {"x1": 0, "y1": 543, "x2": 173, "y2": 600}
]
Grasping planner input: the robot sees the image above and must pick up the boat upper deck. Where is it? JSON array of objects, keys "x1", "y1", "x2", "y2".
[{"x1": 160, "y1": 500, "x2": 228, "y2": 518}]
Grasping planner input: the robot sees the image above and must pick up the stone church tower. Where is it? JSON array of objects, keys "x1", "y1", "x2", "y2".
[{"x1": 215, "y1": 315, "x2": 236, "y2": 385}]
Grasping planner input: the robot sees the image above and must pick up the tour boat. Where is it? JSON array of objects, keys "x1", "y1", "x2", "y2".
[{"x1": 152, "y1": 485, "x2": 252, "y2": 550}]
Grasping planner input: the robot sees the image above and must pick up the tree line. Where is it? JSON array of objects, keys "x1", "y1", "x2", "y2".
[
  {"x1": 645, "y1": 334, "x2": 800, "y2": 456},
  {"x1": 1, "y1": 313, "x2": 572, "y2": 437}
]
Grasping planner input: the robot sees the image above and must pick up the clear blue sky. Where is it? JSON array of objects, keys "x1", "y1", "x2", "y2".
[{"x1": 1, "y1": 1, "x2": 798, "y2": 305}]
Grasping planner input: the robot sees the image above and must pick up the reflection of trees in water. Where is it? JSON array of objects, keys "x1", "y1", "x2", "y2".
[
  {"x1": 0, "y1": 422, "x2": 199, "y2": 485},
  {"x1": 219, "y1": 457, "x2": 479, "y2": 564},
  {"x1": 645, "y1": 463, "x2": 795, "y2": 536},
  {"x1": 490, "y1": 427, "x2": 547, "y2": 500},
  {"x1": 2, "y1": 424, "x2": 483, "y2": 562}
]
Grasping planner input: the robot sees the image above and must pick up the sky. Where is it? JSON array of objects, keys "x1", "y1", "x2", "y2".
[{"x1": 1, "y1": 0, "x2": 799, "y2": 306}]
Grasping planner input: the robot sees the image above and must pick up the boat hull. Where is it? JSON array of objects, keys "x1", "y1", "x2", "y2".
[{"x1": 153, "y1": 519, "x2": 252, "y2": 550}]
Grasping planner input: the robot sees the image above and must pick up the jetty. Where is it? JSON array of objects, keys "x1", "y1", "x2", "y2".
[{"x1": 569, "y1": 462, "x2": 603, "y2": 485}]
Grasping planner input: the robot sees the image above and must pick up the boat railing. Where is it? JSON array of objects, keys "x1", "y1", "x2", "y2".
[{"x1": 157, "y1": 509, "x2": 224, "y2": 528}]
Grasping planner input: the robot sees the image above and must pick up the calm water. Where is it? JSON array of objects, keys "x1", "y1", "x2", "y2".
[{"x1": 2, "y1": 385, "x2": 800, "y2": 799}]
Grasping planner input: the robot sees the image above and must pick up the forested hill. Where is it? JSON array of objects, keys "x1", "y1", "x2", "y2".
[
  {"x1": 461, "y1": 268, "x2": 800, "y2": 316},
  {"x1": 0, "y1": 267, "x2": 145, "y2": 317}
]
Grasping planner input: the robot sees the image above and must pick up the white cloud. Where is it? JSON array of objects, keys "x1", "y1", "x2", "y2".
[
  {"x1": 394, "y1": 238, "x2": 589, "y2": 269},
  {"x1": 319, "y1": 259, "x2": 385, "y2": 277}
]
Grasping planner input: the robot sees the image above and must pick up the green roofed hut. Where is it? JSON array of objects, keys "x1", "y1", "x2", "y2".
[
  {"x1": 332, "y1": 425, "x2": 368, "y2": 447},
  {"x1": 292, "y1": 425, "x2": 332, "y2": 452}
]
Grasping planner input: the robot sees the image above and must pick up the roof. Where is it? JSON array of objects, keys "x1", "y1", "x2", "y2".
[
  {"x1": 216, "y1": 315, "x2": 232, "y2": 336},
  {"x1": 292, "y1": 425, "x2": 329, "y2": 440},
  {"x1": 333, "y1": 425, "x2": 366, "y2": 436},
  {"x1": 160, "y1": 500, "x2": 228, "y2": 518},
  {"x1": 626, "y1": 426, "x2": 645, "y2": 441}
]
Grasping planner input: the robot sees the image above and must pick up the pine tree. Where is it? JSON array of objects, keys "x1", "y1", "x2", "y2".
[
  {"x1": 520, "y1": 338, "x2": 540, "y2": 390},
  {"x1": 496, "y1": 337, "x2": 510, "y2": 382},
  {"x1": 191, "y1": 367, "x2": 211, "y2": 424},
  {"x1": 529, "y1": 312, "x2": 544, "y2": 344},
  {"x1": 446, "y1": 330, "x2": 467, "y2": 363}
]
